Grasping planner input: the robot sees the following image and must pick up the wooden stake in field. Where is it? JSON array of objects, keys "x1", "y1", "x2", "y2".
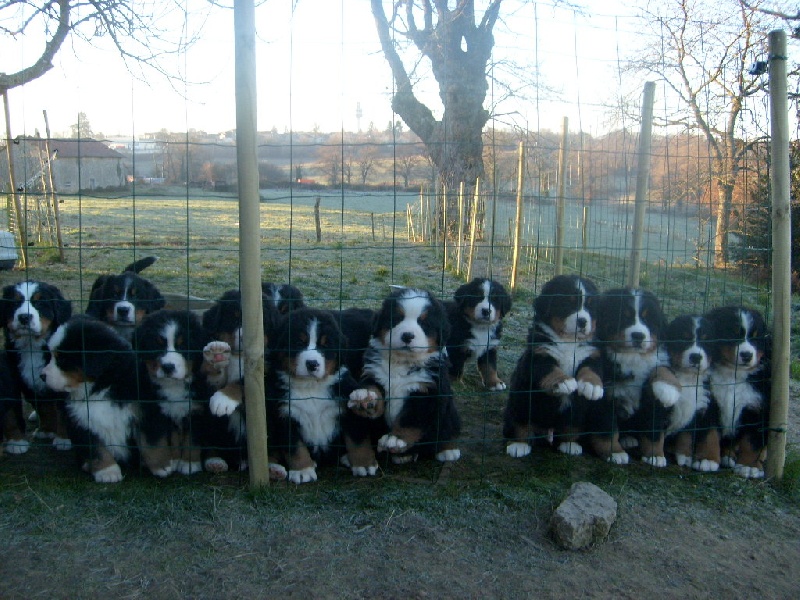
[
  {"x1": 466, "y1": 177, "x2": 480, "y2": 281},
  {"x1": 628, "y1": 82, "x2": 656, "y2": 288},
  {"x1": 766, "y1": 29, "x2": 791, "y2": 480},
  {"x1": 2, "y1": 88, "x2": 27, "y2": 267},
  {"x1": 234, "y1": 0, "x2": 269, "y2": 488},
  {"x1": 510, "y1": 142, "x2": 525, "y2": 291},
  {"x1": 554, "y1": 117, "x2": 569, "y2": 276}
]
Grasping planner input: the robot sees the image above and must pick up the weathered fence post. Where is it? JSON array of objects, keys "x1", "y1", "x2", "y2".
[
  {"x1": 510, "y1": 142, "x2": 525, "y2": 291},
  {"x1": 628, "y1": 81, "x2": 656, "y2": 288},
  {"x1": 555, "y1": 117, "x2": 569, "y2": 275},
  {"x1": 766, "y1": 29, "x2": 791, "y2": 480},
  {"x1": 234, "y1": 0, "x2": 269, "y2": 487}
]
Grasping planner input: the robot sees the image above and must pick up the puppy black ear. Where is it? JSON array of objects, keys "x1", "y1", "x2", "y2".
[
  {"x1": 145, "y1": 282, "x2": 166, "y2": 312},
  {"x1": 0, "y1": 285, "x2": 15, "y2": 326}
]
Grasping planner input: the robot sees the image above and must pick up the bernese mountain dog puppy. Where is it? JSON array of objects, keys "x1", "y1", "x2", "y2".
[
  {"x1": 637, "y1": 314, "x2": 720, "y2": 470},
  {"x1": 41, "y1": 315, "x2": 152, "y2": 483},
  {"x1": 446, "y1": 277, "x2": 513, "y2": 390},
  {"x1": 134, "y1": 309, "x2": 218, "y2": 476},
  {"x1": 0, "y1": 350, "x2": 21, "y2": 457},
  {"x1": 265, "y1": 307, "x2": 360, "y2": 483},
  {"x1": 503, "y1": 275, "x2": 604, "y2": 458},
  {"x1": 328, "y1": 307, "x2": 376, "y2": 381},
  {"x1": 342, "y1": 287, "x2": 461, "y2": 476},
  {"x1": 590, "y1": 287, "x2": 680, "y2": 465},
  {"x1": 1, "y1": 280, "x2": 73, "y2": 452},
  {"x1": 705, "y1": 305, "x2": 771, "y2": 479},
  {"x1": 261, "y1": 281, "x2": 305, "y2": 315},
  {"x1": 85, "y1": 256, "x2": 165, "y2": 342},
  {"x1": 201, "y1": 288, "x2": 281, "y2": 472}
]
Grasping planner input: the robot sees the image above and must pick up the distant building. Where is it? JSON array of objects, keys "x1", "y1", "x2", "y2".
[{"x1": 0, "y1": 138, "x2": 128, "y2": 193}]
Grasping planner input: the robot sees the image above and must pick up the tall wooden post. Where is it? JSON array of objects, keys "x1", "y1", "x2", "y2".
[
  {"x1": 766, "y1": 30, "x2": 790, "y2": 480},
  {"x1": 554, "y1": 117, "x2": 569, "y2": 275},
  {"x1": 234, "y1": 0, "x2": 269, "y2": 487},
  {"x1": 628, "y1": 82, "x2": 655, "y2": 288}
]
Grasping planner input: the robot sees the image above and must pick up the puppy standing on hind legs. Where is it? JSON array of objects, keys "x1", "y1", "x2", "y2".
[
  {"x1": 445, "y1": 277, "x2": 512, "y2": 391},
  {"x1": 503, "y1": 275, "x2": 604, "y2": 459},
  {"x1": 342, "y1": 287, "x2": 461, "y2": 476}
]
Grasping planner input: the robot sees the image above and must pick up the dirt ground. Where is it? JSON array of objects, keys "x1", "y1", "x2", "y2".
[{"x1": 2, "y1": 382, "x2": 798, "y2": 599}]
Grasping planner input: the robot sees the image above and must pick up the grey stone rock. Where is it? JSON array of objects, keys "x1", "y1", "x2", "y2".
[{"x1": 550, "y1": 481, "x2": 618, "y2": 550}]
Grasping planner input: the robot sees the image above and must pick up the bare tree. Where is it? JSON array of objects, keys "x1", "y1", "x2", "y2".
[
  {"x1": 1, "y1": 1, "x2": 204, "y2": 93},
  {"x1": 627, "y1": 0, "x2": 784, "y2": 266},
  {"x1": 371, "y1": 0, "x2": 502, "y2": 233}
]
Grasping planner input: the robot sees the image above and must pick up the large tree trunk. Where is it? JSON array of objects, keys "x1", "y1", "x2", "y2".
[
  {"x1": 371, "y1": 0, "x2": 501, "y2": 238},
  {"x1": 713, "y1": 180, "x2": 734, "y2": 266}
]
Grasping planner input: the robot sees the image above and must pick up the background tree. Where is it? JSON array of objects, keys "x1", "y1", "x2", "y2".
[
  {"x1": 626, "y1": 0, "x2": 783, "y2": 266},
  {"x1": 69, "y1": 112, "x2": 94, "y2": 139},
  {"x1": 1, "y1": 1, "x2": 203, "y2": 92},
  {"x1": 371, "y1": 0, "x2": 502, "y2": 234}
]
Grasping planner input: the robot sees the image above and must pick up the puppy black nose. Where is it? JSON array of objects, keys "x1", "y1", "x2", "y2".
[
  {"x1": 401, "y1": 332, "x2": 415, "y2": 345},
  {"x1": 306, "y1": 359, "x2": 319, "y2": 373},
  {"x1": 116, "y1": 306, "x2": 130, "y2": 317},
  {"x1": 18, "y1": 313, "x2": 31, "y2": 325},
  {"x1": 689, "y1": 352, "x2": 702, "y2": 365},
  {"x1": 161, "y1": 363, "x2": 176, "y2": 375},
  {"x1": 631, "y1": 331, "x2": 646, "y2": 346},
  {"x1": 481, "y1": 308, "x2": 491, "y2": 318},
  {"x1": 739, "y1": 351, "x2": 753, "y2": 364},
  {"x1": 576, "y1": 317, "x2": 587, "y2": 330}
]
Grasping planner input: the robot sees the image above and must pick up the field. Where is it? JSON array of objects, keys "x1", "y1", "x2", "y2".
[{"x1": 1, "y1": 191, "x2": 799, "y2": 598}]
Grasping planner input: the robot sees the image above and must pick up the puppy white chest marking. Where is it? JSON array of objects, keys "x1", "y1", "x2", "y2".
[
  {"x1": 65, "y1": 387, "x2": 135, "y2": 462},
  {"x1": 279, "y1": 370, "x2": 343, "y2": 452},
  {"x1": 710, "y1": 366, "x2": 764, "y2": 437},
  {"x1": 363, "y1": 351, "x2": 437, "y2": 427}
]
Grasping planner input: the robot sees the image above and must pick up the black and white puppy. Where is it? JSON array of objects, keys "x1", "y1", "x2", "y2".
[
  {"x1": 266, "y1": 307, "x2": 360, "y2": 483},
  {"x1": 705, "y1": 306, "x2": 771, "y2": 479},
  {"x1": 652, "y1": 314, "x2": 721, "y2": 472},
  {"x1": 1, "y1": 280, "x2": 73, "y2": 451},
  {"x1": 134, "y1": 309, "x2": 217, "y2": 477},
  {"x1": 86, "y1": 256, "x2": 165, "y2": 341},
  {"x1": 446, "y1": 277, "x2": 512, "y2": 390},
  {"x1": 591, "y1": 287, "x2": 680, "y2": 465},
  {"x1": 261, "y1": 282, "x2": 305, "y2": 315},
  {"x1": 503, "y1": 275, "x2": 603, "y2": 458},
  {"x1": 201, "y1": 288, "x2": 281, "y2": 473},
  {"x1": 41, "y1": 315, "x2": 150, "y2": 483},
  {"x1": 343, "y1": 287, "x2": 461, "y2": 476},
  {"x1": 327, "y1": 307, "x2": 376, "y2": 381}
]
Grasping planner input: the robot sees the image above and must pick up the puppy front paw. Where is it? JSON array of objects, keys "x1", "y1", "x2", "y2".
[
  {"x1": 94, "y1": 464, "x2": 123, "y2": 483},
  {"x1": 288, "y1": 466, "x2": 318, "y2": 484},
  {"x1": 203, "y1": 341, "x2": 232, "y2": 387},
  {"x1": 577, "y1": 380, "x2": 604, "y2": 401},
  {"x1": 210, "y1": 390, "x2": 240, "y2": 416},
  {"x1": 653, "y1": 381, "x2": 681, "y2": 407},
  {"x1": 553, "y1": 377, "x2": 578, "y2": 395},
  {"x1": 348, "y1": 389, "x2": 384, "y2": 418},
  {"x1": 506, "y1": 442, "x2": 531, "y2": 458},
  {"x1": 377, "y1": 434, "x2": 408, "y2": 454}
]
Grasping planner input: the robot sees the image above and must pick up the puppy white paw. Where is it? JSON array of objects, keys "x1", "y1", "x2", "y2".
[
  {"x1": 720, "y1": 456, "x2": 737, "y2": 469},
  {"x1": 577, "y1": 380, "x2": 604, "y2": 401},
  {"x1": 175, "y1": 460, "x2": 203, "y2": 475},
  {"x1": 734, "y1": 464, "x2": 764, "y2": 479},
  {"x1": 377, "y1": 434, "x2": 407, "y2": 453},
  {"x1": 210, "y1": 390, "x2": 239, "y2": 417},
  {"x1": 436, "y1": 448, "x2": 461, "y2": 462},
  {"x1": 609, "y1": 452, "x2": 630, "y2": 465},
  {"x1": 4, "y1": 439, "x2": 30, "y2": 455},
  {"x1": 653, "y1": 381, "x2": 681, "y2": 407},
  {"x1": 204, "y1": 457, "x2": 229, "y2": 473},
  {"x1": 391, "y1": 454, "x2": 417, "y2": 464},
  {"x1": 288, "y1": 466, "x2": 318, "y2": 484},
  {"x1": 94, "y1": 464, "x2": 123, "y2": 483},
  {"x1": 693, "y1": 459, "x2": 719, "y2": 473},
  {"x1": 506, "y1": 442, "x2": 531, "y2": 458},
  {"x1": 33, "y1": 429, "x2": 56, "y2": 440},
  {"x1": 269, "y1": 462, "x2": 287, "y2": 480},
  {"x1": 52, "y1": 436, "x2": 72, "y2": 451},
  {"x1": 488, "y1": 381, "x2": 507, "y2": 391},
  {"x1": 351, "y1": 464, "x2": 379, "y2": 477},
  {"x1": 557, "y1": 441, "x2": 583, "y2": 456},
  {"x1": 619, "y1": 436, "x2": 639, "y2": 450},
  {"x1": 642, "y1": 455, "x2": 667, "y2": 468},
  {"x1": 675, "y1": 453, "x2": 692, "y2": 468},
  {"x1": 348, "y1": 389, "x2": 379, "y2": 409},
  {"x1": 554, "y1": 377, "x2": 578, "y2": 395},
  {"x1": 203, "y1": 340, "x2": 232, "y2": 368}
]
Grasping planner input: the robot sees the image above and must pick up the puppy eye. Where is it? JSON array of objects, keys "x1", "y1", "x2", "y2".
[
  {"x1": 641, "y1": 308, "x2": 649, "y2": 319},
  {"x1": 299, "y1": 333, "x2": 309, "y2": 345}
]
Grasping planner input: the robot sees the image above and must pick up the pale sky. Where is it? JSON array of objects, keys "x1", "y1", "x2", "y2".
[{"x1": 3, "y1": 1, "x2": 644, "y2": 139}]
